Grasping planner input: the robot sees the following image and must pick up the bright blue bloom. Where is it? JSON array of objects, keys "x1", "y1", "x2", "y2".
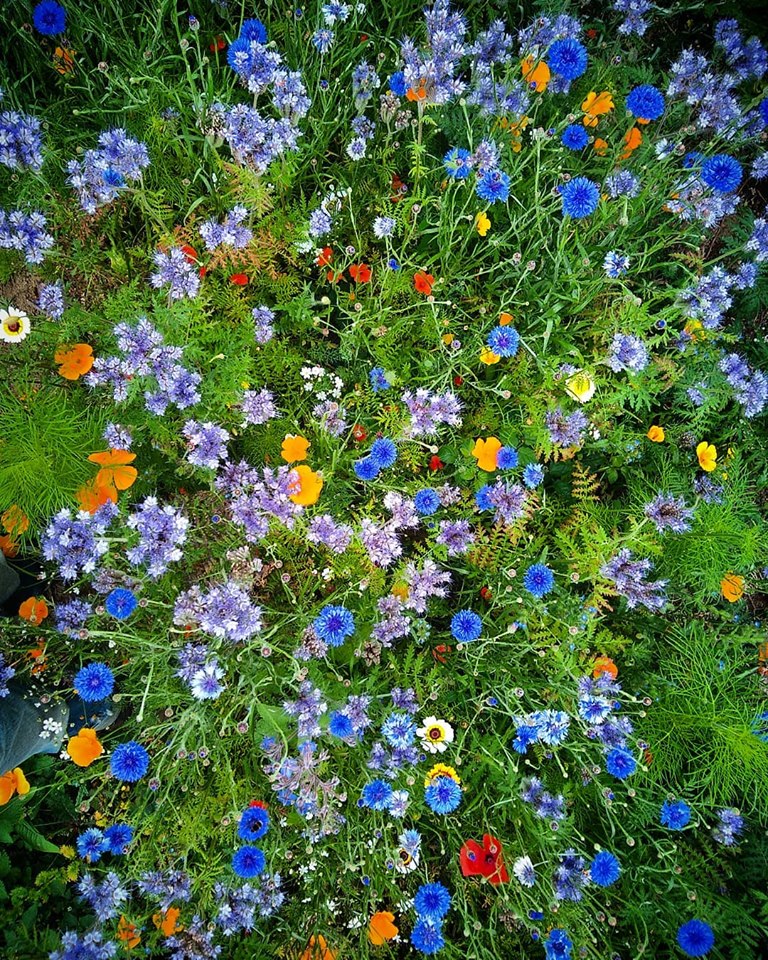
[
  {"x1": 604, "y1": 251, "x2": 630, "y2": 277},
  {"x1": 682, "y1": 150, "x2": 703, "y2": 169},
  {"x1": 354, "y1": 457, "x2": 380, "y2": 480},
  {"x1": 547, "y1": 38, "x2": 588, "y2": 80},
  {"x1": 413, "y1": 881, "x2": 451, "y2": 920},
  {"x1": 411, "y1": 917, "x2": 445, "y2": 955},
  {"x1": 476, "y1": 169, "x2": 510, "y2": 204},
  {"x1": 424, "y1": 775, "x2": 462, "y2": 814},
  {"x1": 369, "y1": 366, "x2": 391, "y2": 391},
  {"x1": 487, "y1": 325, "x2": 519, "y2": 357},
  {"x1": 238, "y1": 806, "x2": 270, "y2": 841},
  {"x1": 561, "y1": 124, "x2": 589, "y2": 150},
  {"x1": 560, "y1": 177, "x2": 600, "y2": 218},
  {"x1": 545, "y1": 928, "x2": 573, "y2": 960},
  {"x1": 523, "y1": 463, "x2": 544, "y2": 488},
  {"x1": 590, "y1": 850, "x2": 621, "y2": 886},
  {"x1": 381, "y1": 712, "x2": 416, "y2": 748},
  {"x1": 370, "y1": 437, "x2": 397, "y2": 468},
  {"x1": 105, "y1": 588, "x2": 137, "y2": 620},
  {"x1": 33, "y1": 1, "x2": 66, "y2": 35},
  {"x1": 414, "y1": 488, "x2": 441, "y2": 515},
  {"x1": 451, "y1": 609, "x2": 482, "y2": 643},
  {"x1": 475, "y1": 485, "x2": 493, "y2": 510},
  {"x1": 240, "y1": 18, "x2": 267, "y2": 42},
  {"x1": 362, "y1": 778, "x2": 393, "y2": 810},
  {"x1": 104, "y1": 824, "x2": 133, "y2": 854},
  {"x1": 74, "y1": 662, "x2": 115, "y2": 702},
  {"x1": 329, "y1": 711, "x2": 355, "y2": 739},
  {"x1": 701, "y1": 154, "x2": 742, "y2": 193},
  {"x1": 523, "y1": 563, "x2": 555, "y2": 598},
  {"x1": 387, "y1": 257, "x2": 400, "y2": 270},
  {"x1": 227, "y1": 36, "x2": 252, "y2": 72},
  {"x1": 443, "y1": 147, "x2": 472, "y2": 179},
  {"x1": 676, "y1": 919, "x2": 715, "y2": 957},
  {"x1": 760, "y1": 98, "x2": 768, "y2": 127},
  {"x1": 496, "y1": 446, "x2": 518, "y2": 469},
  {"x1": 389, "y1": 71, "x2": 407, "y2": 96},
  {"x1": 605, "y1": 747, "x2": 637, "y2": 779},
  {"x1": 660, "y1": 799, "x2": 691, "y2": 830},
  {"x1": 231, "y1": 846, "x2": 266, "y2": 878},
  {"x1": 626, "y1": 84, "x2": 665, "y2": 120},
  {"x1": 77, "y1": 828, "x2": 107, "y2": 862},
  {"x1": 313, "y1": 605, "x2": 355, "y2": 647},
  {"x1": 110, "y1": 741, "x2": 149, "y2": 782}
]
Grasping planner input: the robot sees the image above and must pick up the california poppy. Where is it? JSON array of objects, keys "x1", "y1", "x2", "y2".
[
  {"x1": 53, "y1": 46, "x2": 76, "y2": 75},
  {"x1": 593, "y1": 138, "x2": 609, "y2": 156},
  {"x1": 647, "y1": 425, "x2": 665, "y2": 443},
  {"x1": 2, "y1": 504, "x2": 29, "y2": 536},
  {"x1": 521, "y1": 56, "x2": 550, "y2": 92},
  {"x1": 88, "y1": 449, "x2": 138, "y2": 498},
  {"x1": 316, "y1": 247, "x2": 333, "y2": 267},
  {"x1": 413, "y1": 271, "x2": 434, "y2": 296},
  {"x1": 475, "y1": 211, "x2": 491, "y2": 236},
  {"x1": 349, "y1": 263, "x2": 371, "y2": 283},
  {"x1": 406, "y1": 80, "x2": 428, "y2": 102},
  {"x1": 0, "y1": 535, "x2": 18, "y2": 558},
  {"x1": 281, "y1": 435, "x2": 310, "y2": 463},
  {"x1": 620, "y1": 126, "x2": 642, "y2": 160},
  {"x1": 480, "y1": 346, "x2": 501, "y2": 365},
  {"x1": 368, "y1": 912, "x2": 398, "y2": 946},
  {"x1": 581, "y1": 90, "x2": 615, "y2": 127},
  {"x1": 471, "y1": 437, "x2": 502, "y2": 472},
  {"x1": 431, "y1": 643, "x2": 453, "y2": 664},
  {"x1": 287, "y1": 465, "x2": 323, "y2": 506},
  {"x1": 0, "y1": 768, "x2": 30, "y2": 805},
  {"x1": 67, "y1": 728, "x2": 104, "y2": 768},
  {"x1": 76, "y1": 479, "x2": 116, "y2": 513},
  {"x1": 460, "y1": 834, "x2": 509, "y2": 884},
  {"x1": 19, "y1": 597, "x2": 49, "y2": 625},
  {"x1": 117, "y1": 917, "x2": 141, "y2": 949},
  {"x1": 299, "y1": 935, "x2": 337, "y2": 960},
  {"x1": 55, "y1": 343, "x2": 94, "y2": 380},
  {"x1": 696, "y1": 441, "x2": 717, "y2": 472},
  {"x1": 592, "y1": 655, "x2": 618, "y2": 679},
  {"x1": 152, "y1": 907, "x2": 181, "y2": 937},
  {"x1": 721, "y1": 572, "x2": 744, "y2": 603}
]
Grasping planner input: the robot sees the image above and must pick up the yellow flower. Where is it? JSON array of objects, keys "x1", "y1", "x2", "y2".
[
  {"x1": 287, "y1": 464, "x2": 323, "y2": 505},
  {"x1": 424, "y1": 763, "x2": 461, "y2": 787},
  {"x1": 281, "y1": 434, "x2": 310, "y2": 463},
  {"x1": 565, "y1": 371, "x2": 596, "y2": 403},
  {"x1": 696, "y1": 441, "x2": 717, "y2": 472},
  {"x1": 471, "y1": 437, "x2": 502, "y2": 471},
  {"x1": 521, "y1": 57, "x2": 550, "y2": 92},
  {"x1": 479, "y1": 346, "x2": 501, "y2": 365},
  {"x1": 646, "y1": 425, "x2": 665, "y2": 443},
  {"x1": 475, "y1": 211, "x2": 491, "y2": 236},
  {"x1": 581, "y1": 90, "x2": 615, "y2": 127},
  {"x1": 721, "y1": 572, "x2": 744, "y2": 603}
]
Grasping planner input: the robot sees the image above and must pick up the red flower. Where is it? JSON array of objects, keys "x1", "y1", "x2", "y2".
[
  {"x1": 349, "y1": 263, "x2": 371, "y2": 283},
  {"x1": 391, "y1": 174, "x2": 408, "y2": 202},
  {"x1": 453, "y1": 375, "x2": 463, "y2": 386},
  {"x1": 414, "y1": 270, "x2": 434, "y2": 296},
  {"x1": 249, "y1": 799, "x2": 269, "y2": 809},
  {"x1": 352, "y1": 424, "x2": 368, "y2": 442},
  {"x1": 431, "y1": 644, "x2": 452, "y2": 664},
  {"x1": 460, "y1": 834, "x2": 509, "y2": 884},
  {"x1": 230, "y1": 273, "x2": 249, "y2": 286},
  {"x1": 480, "y1": 586, "x2": 492, "y2": 601},
  {"x1": 209, "y1": 36, "x2": 226, "y2": 52},
  {"x1": 316, "y1": 246, "x2": 333, "y2": 267},
  {"x1": 327, "y1": 270, "x2": 344, "y2": 283},
  {"x1": 429, "y1": 455, "x2": 444, "y2": 471}
]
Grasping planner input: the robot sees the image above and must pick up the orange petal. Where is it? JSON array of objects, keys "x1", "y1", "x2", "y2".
[
  {"x1": 281, "y1": 435, "x2": 311, "y2": 463},
  {"x1": 67, "y1": 728, "x2": 104, "y2": 768},
  {"x1": 368, "y1": 911, "x2": 398, "y2": 945},
  {"x1": 88, "y1": 449, "x2": 136, "y2": 466},
  {"x1": 471, "y1": 437, "x2": 502, "y2": 472},
  {"x1": 288, "y1": 465, "x2": 323, "y2": 506}
]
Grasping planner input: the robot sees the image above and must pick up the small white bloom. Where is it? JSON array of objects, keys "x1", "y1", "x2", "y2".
[
  {"x1": 416, "y1": 716, "x2": 454, "y2": 754},
  {"x1": 0, "y1": 306, "x2": 31, "y2": 343}
]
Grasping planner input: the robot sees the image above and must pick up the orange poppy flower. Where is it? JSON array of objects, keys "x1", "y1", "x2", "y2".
[
  {"x1": 0, "y1": 535, "x2": 18, "y2": 558},
  {"x1": 28, "y1": 641, "x2": 47, "y2": 675},
  {"x1": 2, "y1": 504, "x2": 29, "y2": 536},
  {"x1": 499, "y1": 312, "x2": 514, "y2": 326},
  {"x1": 55, "y1": 343, "x2": 94, "y2": 380},
  {"x1": 406, "y1": 81, "x2": 428, "y2": 102},
  {"x1": 153, "y1": 907, "x2": 181, "y2": 937},
  {"x1": 620, "y1": 126, "x2": 642, "y2": 160},
  {"x1": 230, "y1": 273, "x2": 249, "y2": 285},
  {"x1": 287, "y1": 465, "x2": 323, "y2": 506},
  {"x1": 18, "y1": 597, "x2": 49, "y2": 625},
  {"x1": 117, "y1": 917, "x2": 141, "y2": 949},
  {"x1": 721, "y1": 573, "x2": 744, "y2": 603},
  {"x1": 593, "y1": 138, "x2": 609, "y2": 156},
  {"x1": 88, "y1": 449, "x2": 138, "y2": 498},
  {"x1": 281, "y1": 434, "x2": 310, "y2": 463},
  {"x1": 581, "y1": 90, "x2": 614, "y2": 127},
  {"x1": 0, "y1": 768, "x2": 30, "y2": 805},
  {"x1": 67, "y1": 728, "x2": 104, "y2": 768},
  {"x1": 471, "y1": 437, "x2": 502, "y2": 472},
  {"x1": 592, "y1": 655, "x2": 619, "y2": 679},
  {"x1": 53, "y1": 46, "x2": 76, "y2": 75},
  {"x1": 521, "y1": 56, "x2": 550, "y2": 92},
  {"x1": 316, "y1": 247, "x2": 333, "y2": 267},
  {"x1": 352, "y1": 424, "x2": 368, "y2": 442},
  {"x1": 696, "y1": 441, "x2": 717, "y2": 472},
  {"x1": 368, "y1": 911, "x2": 398, "y2": 946},
  {"x1": 414, "y1": 271, "x2": 434, "y2": 296},
  {"x1": 349, "y1": 263, "x2": 371, "y2": 283},
  {"x1": 300, "y1": 935, "x2": 337, "y2": 960},
  {"x1": 646, "y1": 425, "x2": 665, "y2": 443},
  {"x1": 76, "y1": 479, "x2": 117, "y2": 513},
  {"x1": 181, "y1": 245, "x2": 199, "y2": 263}
]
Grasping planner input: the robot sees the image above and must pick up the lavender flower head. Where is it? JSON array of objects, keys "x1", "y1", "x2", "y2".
[
  {"x1": 601, "y1": 549, "x2": 668, "y2": 612},
  {"x1": 607, "y1": 333, "x2": 650, "y2": 373},
  {"x1": 150, "y1": 246, "x2": 201, "y2": 301},
  {"x1": 126, "y1": 497, "x2": 189, "y2": 578},
  {"x1": 644, "y1": 493, "x2": 694, "y2": 534}
]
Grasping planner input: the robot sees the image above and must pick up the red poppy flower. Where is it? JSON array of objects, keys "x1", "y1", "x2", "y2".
[
  {"x1": 230, "y1": 273, "x2": 249, "y2": 286},
  {"x1": 249, "y1": 799, "x2": 268, "y2": 809},
  {"x1": 432, "y1": 644, "x2": 452, "y2": 664},
  {"x1": 209, "y1": 36, "x2": 226, "y2": 52},
  {"x1": 181, "y1": 245, "x2": 198, "y2": 263},
  {"x1": 349, "y1": 263, "x2": 371, "y2": 283},
  {"x1": 352, "y1": 424, "x2": 368, "y2": 442},
  {"x1": 460, "y1": 834, "x2": 509, "y2": 884},
  {"x1": 327, "y1": 270, "x2": 344, "y2": 283},
  {"x1": 359, "y1": 34, "x2": 369, "y2": 43},
  {"x1": 480, "y1": 586, "x2": 492, "y2": 601},
  {"x1": 453, "y1": 375, "x2": 463, "y2": 386},
  {"x1": 391, "y1": 174, "x2": 408, "y2": 202},
  {"x1": 414, "y1": 271, "x2": 434, "y2": 296},
  {"x1": 429, "y1": 455, "x2": 444, "y2": 471},
  {"x1": 317, "y1": 246, "x2": 333, "y2": 267}
]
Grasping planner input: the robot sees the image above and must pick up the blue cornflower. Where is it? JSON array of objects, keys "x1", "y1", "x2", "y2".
[
  {"x1": 369, "y1": 366, "x2": 391, "y2": 392},
  {"x1": 411, "y1": 917, "x2": 445, "y2": 955},
  {"x1": 231, "y1": 846, "x2": 266, "y2": 879},
  {"x1": 676, "y1": 920, "x2": 715, "y2": 957},
  {"x1": 475, "y1": 485, "x2": 494, "y2": 510},
  {"x1": 604, "y1": 251, "x2": 630, "y2": 278},
  {"x1": 682, "y1": 151, "x2": 703, "y2": 169},
  {"x1": 238, "y1": 806, "x2": 270, "y2": 841},
  {"x1": 77, "y1": 828, "x2": 107, "y2": 862},
  {"x1": 496, "y1": 446, "x2": 519, "y2": 469},
  {"x1": 387, "y1": 257, "x2": 400, "y2": 270},
  {"x1": 547, "y1": 38, "x2": 588, "y2": 80},
  {"x1": 227, "y1": 35, "x2": 252, "y2": 72},
  {"x1": 626, "y1": 84, "x2": 665, "y2": 121},
  {"x1": 589, "y1": 850, "x2": 621, "y2": 886},
  {"x1": 389, "y1": 71, "x2": 407, "y2": 97},
  {"x1": 33, "y1": 1, "x2": 66, "y2": 35},
  {"x1": 103, "y1": 824, "x2": 133, "y2": 855},
  {"x1": 523, "y1": 463, "x2": 544, "y2": 488},
  {"x1": 660, "y1": 799, "x2": 691, "y2": 830},
  {"x1": 362, "y1": 778, "x2": 393, "y2": 811},
  {"x1": 313, "y1": 605, "x2": 355, "y2": 647},
  {"x1": 370, "y1": 437, "x2": 397, "y2": 469},
  {"x1": 110, "y1": 741, "x2": 149, "y2": 782},
  {"x1": 487, "y1": 325, "x2": 519, "y2": 357},
  {"x1": 381, "y1": 712, "x2": 417, "y2": 748},
  {"x1": 241, "y1": 18, "x2": 267, "y2": 42},
  {"x1": 105, "y1": 588, "x2": 137, "y2": 620},
  {"x1": 450, "y1": 609, "x2": 482, "y2": 643},
  {"x1": 545, "y1": 928, "x2": 573, "y2": 960},
  {"x1": 414, "y1": 488, "x2": 441, "y2": 515},
  {"x1": 523, "y1": 563, "x2": 555, "y2": 598},
  {"x1": 414, "y1": 881, "x2": 451, "y2": 920},
  {"x1": 476, "y1": 168, "x2": 510, "y2": 204},
  {"x1": 74, "y1": 663, "x2": 115, "y2": 702},
  {"x1": 561, "y1": 124, "x2": 589, "y2": 150},
  {"x1": 605, "y1": 747, "x2": 637, "y2": 780},
  {"x1": 443, "y1": 147, "x2": 472, "y2": 180},
  {"x1": 329, "y1": 711, "x2": 355, "y2": 739},
  {"x1": 560, "y1": 177, "x2": 600, "y2": 218},
  {"x1": 354, "y1": 457, "x2": 380, "y2": 480},
  {"x1": 424, "y1": 775, "x2": 462, "y2": 814},
  {"x1": 701, "y1": 154, "x2": 742, "y2": 193}
]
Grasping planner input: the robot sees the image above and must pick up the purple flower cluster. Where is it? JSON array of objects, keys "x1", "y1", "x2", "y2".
[
  {"x1": 261, "y1": 737, "x2": 345, "y2": 838},
  {"x1": 214, "y1": 875, "x2": 285, "y2": 933},
  {"x1": 222, "y1": 463, "x2": 304, "y2": 541},
  {"x1": 200, "y1": 205, "x2": 253, "y2": 251},
  {"x1": 241, "y1": 388, "x2": 278, "y2": 426},
  {"x1": 667, "y1": 49, "x2": 744, "y2": 135},
  {"x1": 601, "y1": 549, "x2": 668, "y2": 612},
  {"x1": 644, "y1": 493, "x2": 694, "y2": 534},
  {"x1": 679, "y1": 266, "x2": 737, "y2": 330},
  {"x1": 546, "y1": 408, "x2": 588, "y2": 448},
  {"x1": 360, "y1": 519, "x2": 402, "y2": 567},
  {"x1": 174, "y1": 580, "x2": 263, "y2": 643},
  {"x1": 183, "y1": 419, "x2": 230, "y2": 470},
  {"x1": 607, "y1": 333, "x2": 649, "y2": 373},
  {"x1": 436, "y1": 519, "x2": 475, "y2": 555},
  {"x1": 371, "y1": 595, "x2": 412, "y2": 646},
  {"x1": 150, "y1": 246, "x2": 201, "y2": 301},
  {"x1": 513, "y1": 710, "x2": 570, "y2": 752},
  {"x1": 613, "y1": 0, "x2": 652, "y2": 37},
  {"x1": 577, "y1": 673, "x2": 634, "y2": 749},
  {"x1": 176, "y1": 643, "x2": 225, "y2": 701},
  {"x1": 126, "y1": 496, "x2": 189, "y2": 578},
  {"x1": 712, "y1": 807, "x2": 744, "y2": 846},
  {"x1": 746, "y1": 209, "x2": 768, "y2": 262},
  {"x1": 553, "y1": 849, "x2": 588, "y2": 901},
  {"x1": 137, "y1": 869, "x2": 192, "y2": 912},
  {"x1": 713, "y1": 19, "x2": 767, "y2": 81},
  {"x1": 55, "y1": 599, "x2": 93, "y2": 636},
  {"x1": 66, "y1": 128, "x2": 150, "y2": 214},
  {"x1": 520, "y1": 776, "x2": 566, "y2": 821},
  {"x1": 306, "y1": 514, "x2": 354, "y2": 553},
  {"x1": 403, "y1": 558, "x2": 451, "y2": 614},
  {"x1": 0, "y1": 652, "x2": 15, "y2": 698},
  {"x1": 253, "y1": 305, "x2": 276, "y2": 345},
  {"x1": 402, "y1": 388, "x2": 462, "y2": 436},
  {"x1": 77, "y1": 871, "x2": 128, "y2": 922},
  {"x1": 0, "y1": 109, "x2": 44, "y2": 171},
  {"x1": 400, "y1": 0, "x2": 467, "y2": 106},
  {"x1": 37, "y1": 281, "x2": 65, "y2": 319},
  {"x1": 212, "y1": 102, "x2": 303, "y2": 175},
  {"x1": 719, "y1": 353, "x2": 767, "y2": 418},
  {"x1": 42, "y1": 502, "x2": 117, "y2": 581},
  {"x1": 51, "y1": 930, "x2": 118, "y2": 960},
  {"x1": 0, "y1": 208, "x2": 54, "y2": 263}
]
